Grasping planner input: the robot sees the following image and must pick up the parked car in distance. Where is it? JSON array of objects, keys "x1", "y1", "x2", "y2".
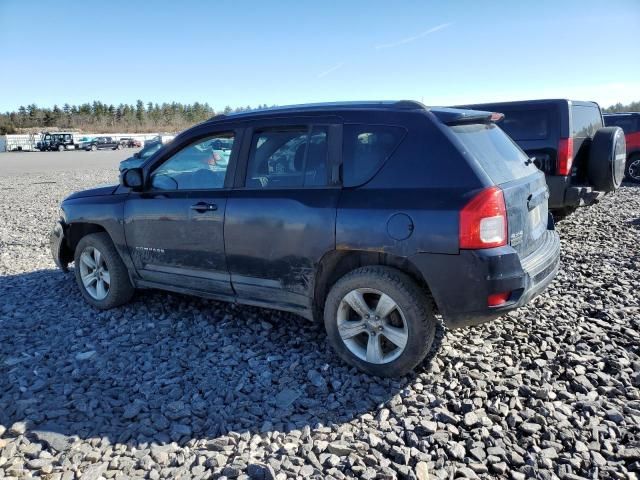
[
  {"x1": 457, "y1": 100, "x2": 626, "y2": 219},
  {"x1": 603, "y1": 112, "x2": 640, "y2": 183},
  {"x1": 51, "y1": 101, "x2": 561, "y2": 377},
  {"x1": 36, "y1": 132, "x2": 78, "y2": 151},
  {"x1": 144, "y1": 134, "x2": 175, "y2": 147},
  {"x1": 76, "y1": 137, "x2": 95, "y2": 150},
  {"x1": 118, "y1": 140, "x2": 166, "y2": 172},
  {"x1": 82, "y1": 136, "x2": 121, "y2": 151},
  {"x1": 119, "y1": 137, "x2": 143, "y2": 148}
]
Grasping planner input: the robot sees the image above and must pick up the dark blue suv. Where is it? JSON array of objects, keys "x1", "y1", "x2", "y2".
[{"x1": 50, "y1": 101, "x2": 560, "y2": 376}]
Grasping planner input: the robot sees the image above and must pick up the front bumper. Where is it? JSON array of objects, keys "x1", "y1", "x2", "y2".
[
  {"x1": 546, "y1": 175, "x2": 605, "y2": 209},
  {"x1": 411, "y1": 228, "x2": 561, "y2": 329},
  {"x1": 50, "y1": 220, "x2": 70, "y2": 271}
]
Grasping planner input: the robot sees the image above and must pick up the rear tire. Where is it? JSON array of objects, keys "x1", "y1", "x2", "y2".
[
  {"x1": 588, "y1": 126, "x2": 626, "y2": 192},
  {"x1": 58, "y1": 145, "x2": 65, "y2": 152},
  {"x1": 625, "y1": 154, "x2": 640, "y2": 183},
  {"x1": 73, "y1": 233, "x2": 134, "y2": 309},
  {"x1": 323, "y1": 266, "x2": 437, "y2": 377}
]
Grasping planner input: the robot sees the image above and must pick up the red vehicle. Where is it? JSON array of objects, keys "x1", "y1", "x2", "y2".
[
  {"x1": 119, "y1": 137, "x2": 143, "y2": 148},
  {"x1": 604, "y1": 113, "x2": 640, "y2": 182}
]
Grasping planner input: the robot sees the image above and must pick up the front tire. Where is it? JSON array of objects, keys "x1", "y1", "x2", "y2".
[
  {"x1": 626, "y1": 154, "x2": 640, "y2": 183},
  {"x1": 73, "y1": 233, "x2": 134, "y2": 309},
  {"x1": 324, "y1": 266, "x2": 436, "y2": 377},
  {"x1": 91, "y1": 145, "x2": 97, "y2": 151}
]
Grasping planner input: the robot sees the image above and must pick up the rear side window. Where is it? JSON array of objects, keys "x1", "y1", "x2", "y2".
[
  {"x1": 496, "y1": 109, "x2": 549, "y2": 140},
  {"x1": 342, "y1": 125, "x2": 405, "y2": 187},
  {"x1": 604, "y1": 116, "x2": 638, "y2": 134},
  {"x1": 571, "y1": 105, "x2": 603, "y2": 138},
  {"x1": 450, "y1": 123, "x2": 538, "y2": 185}
]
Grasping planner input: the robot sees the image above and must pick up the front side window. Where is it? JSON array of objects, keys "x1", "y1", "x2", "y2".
[
  {"x1": 342, "y1": 124, "x2": 405, "y2": 187},
  {"x1": 245, "y1": 126, "x2": 329, "y2": 188},
  {"x1": 150, "y1": 133, "x2": 234, "y2": 190}
]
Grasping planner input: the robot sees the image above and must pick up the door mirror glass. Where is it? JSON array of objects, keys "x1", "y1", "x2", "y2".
[{"x1": 122, "y1": 168, "x2": 144, "y2": 190}]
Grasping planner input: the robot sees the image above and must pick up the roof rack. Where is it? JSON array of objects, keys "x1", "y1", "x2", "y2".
[{"x1": 208, "y1": 100, "x2": 427, "y2": 121}]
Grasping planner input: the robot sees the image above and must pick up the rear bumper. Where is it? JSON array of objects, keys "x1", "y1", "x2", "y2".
[
  {"x1": 410, "y1": 228, "x2": 561, "y2": 329},
  {"x1": 546, "y1": 175, "x2": 605, "y2": 209}
]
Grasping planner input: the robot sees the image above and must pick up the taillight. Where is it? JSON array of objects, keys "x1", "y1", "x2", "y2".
[
  {"x1": 460, "y1": 186, "x2": 507, "y2": 249},
  {"x1": 557, "y1": 137, "x2": 574, "y2": 176}
]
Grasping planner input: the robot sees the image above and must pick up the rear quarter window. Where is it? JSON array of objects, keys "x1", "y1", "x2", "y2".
[
  {"x1": 450, "y1": 123, "x2": 538, "y2": 185},
  {"x1": 496, "y1": 109, "x2": 550, "y2": 141},
  {"x1": 342, "y1": 124, "x2": 405, "y2": 187},
  {"x1": 604, "y1": 116, "x2": 638, "y2": 134},
  {"x1": 571, "y1": 104, "x2": 603, "y2": 138}
]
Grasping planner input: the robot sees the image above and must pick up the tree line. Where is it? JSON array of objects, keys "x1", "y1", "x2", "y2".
[
  {"x1": 602, "y1": 100, "x2": 640, "y2": 113},
  {"x1": 0, "y1": 101, "x2": 273, "y2": 134},
  {"x1": 1, "y1": 99, "x2": 638, "y2": 135}
]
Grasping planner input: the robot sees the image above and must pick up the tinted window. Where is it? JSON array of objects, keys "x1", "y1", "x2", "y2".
[
  {"x1": 496, "y1": 109, "x2": 549, "y2": 141},
  {"x1": 604, "y1": 116, "x2": 638, "y2": 134},
  {"x1": 150, "y1": 133, "x2": 234, "y2": 190},
  {"x1": 245, "y1": 126, "x2": 329, "y2": 188},
  {"x1": 343, "y1": 125, "x2": 405, "y2": 187},
  {"x1": 450, "y1": 123, "x2": 538, "y2": 184},
  {"x1": 571, "y1": 105, "x2": 603, "y2": 138}
]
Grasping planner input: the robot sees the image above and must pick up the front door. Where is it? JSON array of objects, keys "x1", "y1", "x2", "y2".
[
  {"x1": 124, "y1": 131, "x2": 238, "y2": 298},
  {"x1": 225, "y1": 119, "x2": 341, "y2": 311}
]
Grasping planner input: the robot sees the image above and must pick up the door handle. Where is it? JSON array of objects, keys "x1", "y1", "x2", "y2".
[{"x1": 190, "y1": 202, "x2": 218, "y2": 212}]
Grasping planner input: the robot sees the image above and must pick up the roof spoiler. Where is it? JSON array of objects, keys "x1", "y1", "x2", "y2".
[{"x1": 430, "y1": 107, "x2": 503, "y2": 126}]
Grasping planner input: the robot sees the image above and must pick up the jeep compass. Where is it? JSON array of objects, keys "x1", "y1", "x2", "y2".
[{"x1": 50, "y1": 101, "x2": 561, "y2": 377}]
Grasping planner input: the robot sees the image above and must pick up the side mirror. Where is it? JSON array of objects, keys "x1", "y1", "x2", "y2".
[
  {"x1": 121, "y1": 168, "x2": 144, "y2": 191},
  {"x1": 133, "y1": 152, "x2": 140, "y2": 158}
]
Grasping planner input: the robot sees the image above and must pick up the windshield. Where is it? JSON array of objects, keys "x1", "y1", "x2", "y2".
[{"x1": 450, "y1": 123, "x2": 538, "y2": 184}]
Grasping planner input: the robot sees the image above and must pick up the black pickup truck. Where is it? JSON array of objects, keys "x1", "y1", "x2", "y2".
[
  {"x1": 83, "y1": 136, "x2": 122, "y2": 151},
  {"x1": 457, "y1": 100, "x2": 626, "y2": 219}
]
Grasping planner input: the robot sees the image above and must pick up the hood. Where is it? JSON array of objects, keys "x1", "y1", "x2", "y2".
[{"x1": 65, "y1": 183, "x2": 119, "y2": 200}]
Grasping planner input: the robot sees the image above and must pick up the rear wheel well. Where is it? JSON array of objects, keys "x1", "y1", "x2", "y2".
[
  {"x1": 313, "y1": 250, "x2": 437, "y2": 321},
  {"x1": 65, "y1": 223, "x2": 108, "y2": 261}
]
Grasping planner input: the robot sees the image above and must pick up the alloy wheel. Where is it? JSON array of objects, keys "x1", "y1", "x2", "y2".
[
  {"x1": 629, "y1": 158, "x2": 640, "y2": 181},
  {"x1": 78, "y1": 246, "x2": 110, "y2": 300},
  {"x1": 336, "y1": 288, "x2": 408, "y2": 364}
]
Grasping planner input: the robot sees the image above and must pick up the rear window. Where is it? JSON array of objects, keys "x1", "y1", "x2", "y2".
[
  {"x1": 343, "y1": 124, "x2": 405, "y2": 187},
  {"x1": 450, "y1": 123, "x2": 538, "y2": 184},
  {"x1": 496, "y1": 109, "x2": 549, "y2": 141},
  {"x1": 604, "y1": 115, "x2": 638, "y2": 134},
  {"x1": 571, "y1": 104, "x2": 602, "y2": 138}
]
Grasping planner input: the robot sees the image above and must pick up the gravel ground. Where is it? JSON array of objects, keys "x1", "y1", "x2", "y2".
[{"x1": 0, "y1": 165, "x2": 639, "y2": 480}]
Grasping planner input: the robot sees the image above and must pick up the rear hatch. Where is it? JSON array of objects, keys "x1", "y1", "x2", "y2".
[{"x1": 449, "y1": 121, "x2": 549, "y2": 258}]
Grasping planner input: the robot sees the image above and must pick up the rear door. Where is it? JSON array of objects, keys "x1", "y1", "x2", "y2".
[
  {"x1": 492, "y1": 104, "x2": 560, "y2": 175},
  {"x1": 450, "y1": 122, "x2": 549, "y2": 258},
  {"x1": 570, "y1": 102, "x2": 603, "y2": 180},
  {"x1": 224, "y1": 116, "x2": 342, "y2": 310}
]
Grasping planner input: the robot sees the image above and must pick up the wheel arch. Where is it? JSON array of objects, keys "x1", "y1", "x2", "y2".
[
  {"x1": 65, "y1": 222, "x2": 108, "y2": 257},
  {"x1": 313, "y1": 249, "x2": 438, "y2": 321}
]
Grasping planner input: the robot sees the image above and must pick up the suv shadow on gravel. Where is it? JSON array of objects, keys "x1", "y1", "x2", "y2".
[{"x1": 0, "y1": 269, "x2": 447, "y2": 447}]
